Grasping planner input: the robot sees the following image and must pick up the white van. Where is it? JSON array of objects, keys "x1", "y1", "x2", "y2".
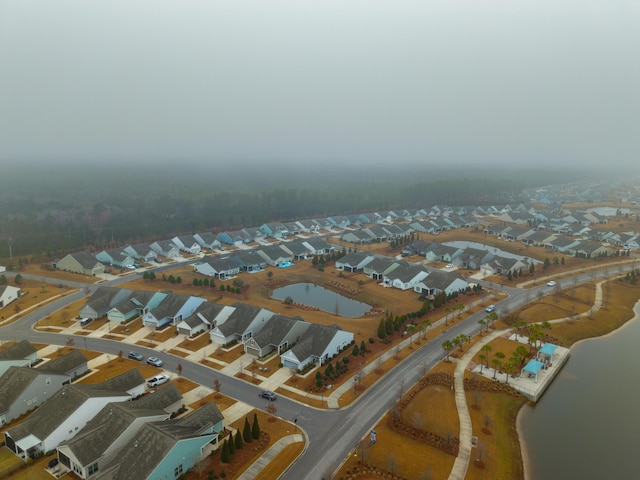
[{"x1": 80, "y1": 317, "x2": 93, "y2": 327}]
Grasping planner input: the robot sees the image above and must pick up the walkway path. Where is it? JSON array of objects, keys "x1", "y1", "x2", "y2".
[
  {"x1": 447, "y1": 278, "x2": 607, "y2": 479},
  {"x1": 236, "y1": 434, "x2": 305, "y2": 480}
]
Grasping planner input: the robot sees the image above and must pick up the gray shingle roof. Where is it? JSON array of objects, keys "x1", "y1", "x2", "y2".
[
  {"x1": 59, "y1": 401, "x2": 170, "y2": 466},
  {"x1": 98, "y1": 368, "x2": 145, "y2": 393},
  {"x1": 37, "y1": 350, "x2": 88, "y2": 375},
  {"x1": 132, "y1": 383, "x2": 183, "y2": 411},
  {"x1": 217, "y1": 303, "x2": 268, "y2": 336},
  {"x1": 7, "y1": 384, "x2": 130, "y2": 443},
  {"x1": 69, "y1": 251, "x2": 103, "y2": 269},
  {"x1": 252, "y1": 315, "x2": 306, "y2": 349},
  {"x1": 0, "y1": 340, "x2": 36, "y2": 360},
  {"x1": 289, "y1": 323, "x2": 341, "y2": 362},
  {"x1": 93, "y1": 404, "x2": 220, "y2": 480},
  {"x1": 0, "y1": 367, "x2": 40, "y2": 413}
]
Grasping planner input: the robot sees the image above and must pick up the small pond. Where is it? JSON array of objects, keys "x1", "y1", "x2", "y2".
[{"x1": 270, "y1": 283, "x2": 372, "y2": 318}]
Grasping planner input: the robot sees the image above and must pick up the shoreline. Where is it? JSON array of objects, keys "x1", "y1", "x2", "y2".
[{"x1": 516, "y1": 298, "x2": 640, "y2": 480}]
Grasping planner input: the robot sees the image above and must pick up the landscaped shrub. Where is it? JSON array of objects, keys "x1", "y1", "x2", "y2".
[{"x1": 252, "y1": 413, "x2": 261, "y2": 440}]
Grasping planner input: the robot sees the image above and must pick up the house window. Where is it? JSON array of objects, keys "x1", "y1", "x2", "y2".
[
  {"x1": 174, "y1": 464, "x2": 183, "y2": 477},
  {"x1": 88, "y1": 463, "x2": 99, "y2": 475}
]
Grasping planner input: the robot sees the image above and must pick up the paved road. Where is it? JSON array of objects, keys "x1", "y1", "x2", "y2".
[{"x1": 1, "y1": 260, "x2": 637, "y2": 480}]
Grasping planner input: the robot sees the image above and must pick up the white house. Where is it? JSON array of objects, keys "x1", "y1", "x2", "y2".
[
  {"x1": 280, "y1": 323, "x2": 354, "y2": 371},
  {"x1": 0, "y1": 285, "x2": 21, "y2": 310}
]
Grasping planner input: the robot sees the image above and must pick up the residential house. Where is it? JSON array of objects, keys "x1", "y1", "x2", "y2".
[
  {"x1": 295, "y1": 219, "x2": 321, "y2": 234},
  {"x1": 452, "y1": 248, "x2": 493, "y2": 270},
  {"x1": 340, "y1": 229, "x2": 374, "y2": 244},
  {"x1": 0, "y1": 340, "x2": 38, "y2": 377},
  {"x1": 229, "y1": 250, "x2": 267, "y2": 273},
  {"x1": 193, "y1": 256, "x2": 240, "y2": 280},
  {"x1": 574, "y1": 241, "x2": 613, "y2": 259},
  {"x1": 80, "y1": 287, "x2": 133, "y2": 320},
  {"x1": 150, "y1": 240, "x2": 180, "y2": 259},
  {"x1": 335, "y1": 251, "x2": 375, "y2": 272},
  {"x1": 282, "y1": 222, "x2": 301, "y2": 236},
  {"x1": 302, "y1": 238, "x2": 336, "y2": 256},
  {"x1": 480, "y1": 256, "x2": 529, "y2": 277},
  {"x1": 90, "y1": 403, "x2": 223, "y2": 480},
  {"x1": 209, "y1": 303, "x2": 273, "y2": 345},
  {"x1": 362, "y1": 256, "x2": 402, "y2": 280},
  {"x1": 143, "y1": 294, "x2": 206, "y2": 330},
  {"x1": 38, "y1": 350, "x2": 89, "y2": 381},
  {"x1": 280, "y1": 323, "x2": 354, "y2": 371},
  {"x1": 123, "y1": 244, "x2": 157, "y2": 263},
  {"x1": 56, "y1": 402, "x2": 171, "y2": 479},
  {"x1": 424, "y1": 244, "x2": 463, "y2": 264},
  {"x1": 260, "y1": 222, "x2": 289, "y2": 240},
  {"x1": 243, "y1": 227, "x2": 267, "y2": 244},
  {"x1": 382, "y1": 264, "x2": 429, "y2": 290},
  {"x1": 327, "y1": 216, "x2": 351, "y2": 230},
  {"x1": 244, "y1": 315, "x2": 309, "y2": 358},
  {"x1": 4, "y1": 383, "x2": 133, "y2": 461},
  {"x1": 171, "y1": 235, "x2": 201, "y2": 256},
  {"x1": 217, "y1": 230, "x2": 251, "y2": 247},
  {"x1": 193, "y1": 232, "x2": 222, "y2": 251},
  {"x1": 401, "y1": 240, "x2": 432, "y2": 257},
  {"x1": 413, "y1": 271, "x2": 469, "y2": 297},
  {"x1": 257, "y1": 244, "x2": 294, "y2": 267},
  {"x1": 176, "y1": 302, "x2": 235, "y2": 337},
  {"x1": 0, "y1": 285, "x2": 20, "y2": 310},
  {"x1": 54, "y1": 252, "x2": 105, "y2": 277},
  {"x1": 95, "y1": 249, "x2": 136, "y2": 269},
  {"x1": 107, "y1": 290, "x2": 166, "y2": 324},
  {"x1": 0, "y1": 367, "x2": 69, "y2": 427},
  {"x1": 280, "y1": 240, "x2": 313, "y2": 260}
]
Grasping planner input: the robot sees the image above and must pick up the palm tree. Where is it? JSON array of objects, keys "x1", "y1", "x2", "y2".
[
  {"x1": 503, "y1": 360, "x2": 514, "y2": 384},
  {"x1": 442, "y1": 339, "x2": 454, "y2": 361},
  {"x1": 456, "y1": 334, "x2": 466, "y2": 351},
  {"x1": 451, "y1": 336, "x2": 461, "y2": 353},
  {"x1": 516, "y1": 345, "x2": 529, "y2": 365},
  {"x1": 478, "y1": 318, "x2": 486, "y2": 334},
  {"x1": 478, "y1": 354, "x2": 486, "y2": 374},
  {"x1": 444, "y1": 306, "x2": 452, "y2": 325},
  {"x1": 423, "y1": 319, "x2": 431, "y2": 339},
  {"x1": 481, "y1": 344, "x2": 492, "y2": 368},
  {"x1": 495, "y1": 351, "x2": 506, "y2": 373},
  {"x1": 492, "y1": 358, "x2": 501, "y2": 379},
  {"x1": 456, "y1": 302, "x2": 465, "y2": 318}
]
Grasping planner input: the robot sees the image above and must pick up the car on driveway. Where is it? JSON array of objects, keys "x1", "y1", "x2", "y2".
[
  {"x1": 445, "y1": 263, "x2": 454, "y2": 269},
  {"x1": 128, "y1": 351, "x2": 144, "y2": 361},
  {"x1": 547, "y1": 280, "x2": 557, "y2": 287},
  {"x1": 259, "y1": 390, "x2": 277, "y2": 401},
  {"x1": 147, "y1": 374, "x2": 170, "y2": 388},
  {"x1": 485, "y1": 305, "x2": 496, "y2": 313},
  {"x1": 146, "y1": 356, "x2": 163, "y2": 367}
]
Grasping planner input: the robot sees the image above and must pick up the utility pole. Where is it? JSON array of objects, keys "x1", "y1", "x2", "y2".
[{"x1": 8, "y1": 237, "x2": 12, "y2": 260}]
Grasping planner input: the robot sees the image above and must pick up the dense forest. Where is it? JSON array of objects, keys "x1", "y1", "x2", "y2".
[{"x1": 0, "y1": 164, "x2": 592, "y2": 260}]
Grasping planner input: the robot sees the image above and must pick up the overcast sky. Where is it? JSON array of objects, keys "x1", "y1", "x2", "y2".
[{"x1": 1, "y1": 0, "x2": 638, "y2": 170}]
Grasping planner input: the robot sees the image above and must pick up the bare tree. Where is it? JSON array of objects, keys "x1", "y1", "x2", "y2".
[{"x1": 213, "y1": 379, "x2": 221, "y2": 396}]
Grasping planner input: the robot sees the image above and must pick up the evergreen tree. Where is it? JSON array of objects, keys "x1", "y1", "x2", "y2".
[
  {"x1": 377, "y1": 318, "x2": 386, "y2": 339},
  {"x1": 352, "y1": 344, "x2": 359, "y2": 356},
  {"x1": 221, "y1": 439, "x2": 230, "y2": 463},
  {"x1": 228, "y1": 432, "x2": 236, "y2": 455},
  {"x1": 360, "y1": 340, "x2": 367, "y2": 354},
  {"x1": 243, "y1": 417, "x2": 252, "y2": 443},
  {"x1": 251, "y1": 413, "x2": 261, "y2": 440},
  {"x1": 235, "y1": 430, "x2": 243, "y2": 450}
]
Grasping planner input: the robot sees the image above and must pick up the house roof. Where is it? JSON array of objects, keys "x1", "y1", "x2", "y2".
[
  {"x1": 59, "y1": 401, "x2": 170, "y2": 466},
  {"x1": 67, "y1": 251, "x2": 103, "y2": 269},
  {"x1": 0, "y1": 367, "x2": 42, "y2": 413},
  {"x1": 0, "y1": 340, "x2": 36, "y2": 361},
  {"x1": 384, "y1": 263, "x2": 428, "y2": 283},
  {"x1": 82, "y1": 287, "x2": 132, "y2": 316},
  {"x1": 422, "y1": 270, "x2": 466, "y2": 290},
  {"x1": 200, "y1": 255, "x2": 239, "y2": 272},
  {"x1": 7, "y1": 384, "x2": 130, "y2": 443},
  {"x1": 289, "y1": 323, "x2": 341, "y2": 362},
  {"x1": 94, "y1": 405, "x2": 220, "y2": 480},
  {"x1": 251, "y1": 315, "x2": 307, "y2": 349},
  {"x1": 37, "y1": 350, "x2": 88, "y2": 375},
  {"x1": 217, "y1": 303, "x2": 270, "y2": 336},
  {"x1": 98, "y1": 368, "x2": 145, "y2": 393},
  {"x1": 129, "y1": 383, "x2": 183, "y2": 411},
  {"x1": 149, "y1": 294, "x2": 193, "y2": 320}
]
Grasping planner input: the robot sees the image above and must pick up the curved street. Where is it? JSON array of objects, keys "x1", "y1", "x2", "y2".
[{"x1": 0, "y1": 260, "x2": 637, "y2": 480}]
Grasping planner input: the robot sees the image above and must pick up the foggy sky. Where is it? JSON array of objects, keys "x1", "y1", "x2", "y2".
[{"x1": 1, "y1": 0, "x2": 638, "y2": 170}]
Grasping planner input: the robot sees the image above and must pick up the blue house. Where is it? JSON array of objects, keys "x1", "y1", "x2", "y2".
[
  {"x1": 91, "y1": 403, "x2": 224, "y2": 480},
  {"x1": 143, "y1": 294, "x2": 206, "y2": 330}
]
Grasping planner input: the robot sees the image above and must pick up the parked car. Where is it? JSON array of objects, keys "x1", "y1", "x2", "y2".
[
  {"x1": 259, "y1": 390, "x2": 277, "y2": 401},
  {"x1": 48, "y1": 458, "x2": 59, "y2": 469},
  {"x1": 79, "y1": 317, "x2": 93, "y2": 327},
  {"x1": 146, "y1": 356, "x2": 163, "y2": 367},
  {"x1": 547, "y1": 280, "x2": 557, "y2": 287},
  {"x1": 147, "y1": 374, "x2": 170, "y2": 388},
  {"x1": 128, "y1": 351, "x2": 144, "y2": 361},
  {"x1": 445, "y1": 263, "x2": 454, "y2": 269},
  {"x1": 485, "y1": 305, "x2": 496, "y2": 313}
]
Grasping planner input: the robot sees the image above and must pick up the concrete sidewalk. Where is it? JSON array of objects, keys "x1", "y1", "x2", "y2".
[{"x1": 236, "y1": 434, "x2": 305, "y2": 480}]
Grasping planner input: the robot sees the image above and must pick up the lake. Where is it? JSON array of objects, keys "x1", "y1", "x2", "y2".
[
  {"x1": 270, "y1": 283, "x2": 372, "y2": 318},
  {"x1": 519, "y1": 300, "x2": 640, "y2": 479}
]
